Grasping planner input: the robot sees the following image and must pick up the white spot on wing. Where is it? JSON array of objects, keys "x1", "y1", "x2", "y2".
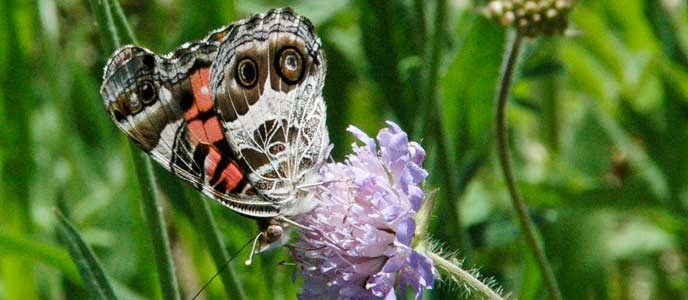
[
  {"x1": 159, "y1": 86, "x2": 172, "y2": 102},
  {"x1": 152, "y1": 118, "x2": 184, "y2": 161}
]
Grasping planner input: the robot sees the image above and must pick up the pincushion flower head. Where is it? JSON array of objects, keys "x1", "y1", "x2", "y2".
[{"x1": 291, "y1": 121, "x2": 437, "y2": 299}]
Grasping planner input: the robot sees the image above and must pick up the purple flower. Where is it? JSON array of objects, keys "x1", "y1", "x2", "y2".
[{"x1": 292, "y1": 121, "x2": 436, "y2": 299}]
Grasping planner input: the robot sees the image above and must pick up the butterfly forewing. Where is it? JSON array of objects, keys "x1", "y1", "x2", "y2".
[{"x1": 100, "y1": 29, "x2": 280, "y2": 217}]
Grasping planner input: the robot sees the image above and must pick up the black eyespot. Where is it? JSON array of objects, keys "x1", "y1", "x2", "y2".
[
  {"x1": 112, "y1": 106, "x2": 126, "y2": 123},
  {"x1": 139, "y1": 80, "x2": 156, "y2": 104},
  {"x1": 235, "y1": 58, "x2": 257, "y2": 88},
  {"x1": 275, "y1": 47, "x2": 304, "y2": 84}
]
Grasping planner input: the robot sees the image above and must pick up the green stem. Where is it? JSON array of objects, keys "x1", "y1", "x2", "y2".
[
  {"x1": 419, "y1": 0, "x2": 473, "y2": 254},
  {"x1": 130, "y1": 149, "x2": 182, "y2": 300},
  {"x1": 413, "y1": 0, "x2": 427, "y2": 48},
  {"x1": 108, "y1": 0, "x2": 138, "y2": 45},
  {"x1": 495, "y1": 33, "x2": 562, "y2": 300},
  {"x1": 425, "y1": 250, "x2": 504, "y2": 300},
  {"x1": 88, "y1": 0, "x2": 119, "y2": 52},
  {"x1": 122, "y1": 141, "x2": 162, "y2": 300},
  {"x1": 88, "y1": 0, "x2": 182, "y2": 298}
]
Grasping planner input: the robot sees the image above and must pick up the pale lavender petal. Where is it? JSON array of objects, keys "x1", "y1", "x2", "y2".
[
  {"x1": 384, "y1": 290, "x2": 397, "y2": 300},
  {"x1": 408, "y1": 141, "x2": 425, "y2": 165},
  {"x1": 400, "y1": 251, "x2": 437, "y2": 299},
  {"x1": 395, "y1": 218, "x2": 415, "y2": 246},
  {"x1": 384, "y1": 120, "x2": 403, "y2": 135},
  {"x1": 348, "y1": 125, "x2": 376, "y2": 152}
]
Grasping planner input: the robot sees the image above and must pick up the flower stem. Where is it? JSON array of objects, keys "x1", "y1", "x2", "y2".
[
  {"x1": 495, "y1": 33, "x2": 563, "y2": 300},
  {"x1": 425, "y1": 251, "x2": 504, "y2": 300}
]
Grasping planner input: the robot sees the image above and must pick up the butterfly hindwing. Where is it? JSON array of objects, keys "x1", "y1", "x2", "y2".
[{"x1": 210, "y1": 8, "x2": 329, "y2": 216}]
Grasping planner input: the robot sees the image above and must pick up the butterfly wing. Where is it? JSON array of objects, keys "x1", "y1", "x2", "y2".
[
  {"x1": 100, "y1": 30, "x2": 280, "y2": 217},
  {"x1": 210, "y1": 8, "x2": 329, "y2": 216}
]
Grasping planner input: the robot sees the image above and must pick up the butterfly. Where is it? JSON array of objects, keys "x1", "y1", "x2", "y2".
[{"x1": 99, "y1": 8, "x2": 329, "y2": 254}]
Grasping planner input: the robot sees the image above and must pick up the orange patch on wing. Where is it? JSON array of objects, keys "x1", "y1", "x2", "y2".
[
  {"x1": 187, "y1": 120, "x2": 208, "y2": 142},
  {"x1": 187, "y1": 115, "x2": 224, "y2": 145},
  {"x1": 190, "y1": 68, "x2": 213, "y2": 113},
  {"x1": 183, "y1": 68, "x2": 213, "y2": 121},
  {"x1": 206, "y1": 148, "x2": 244, "y2": 191},
  {"x1": 214, "y1": 31, "x2": 227, "y2": 41},
  {"x1": 204, "y1": 117, "x2": 224, "y2": 143},
  {"x1": 183, "y1": 67, "x2": 225, "y2": 145}
]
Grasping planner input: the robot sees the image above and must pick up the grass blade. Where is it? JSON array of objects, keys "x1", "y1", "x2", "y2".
[
  {"x1": 108, "y1": 0, "x2": 138, "y2": 45},
  {"x1": 0, "y1": 231, "x2": 81, "y2": 284},
  {"x1": 434, "y1": 15, "x2": 505, "y2": 254},
  {"x1": 0, "y1": 1, "x2": 37, "y2": 299},
  {"x1": 89, "y1": 1, "x2": 182, "y2": 299},
  {"x1": 55, "y1": 209, "x2": 117, "y2": 300},
  {"x1": 130, "y1": 149, "x2": 182, "y2": 300},
  {"x1": 88, "y1": 0, "x2": 119, "y2": 53}
]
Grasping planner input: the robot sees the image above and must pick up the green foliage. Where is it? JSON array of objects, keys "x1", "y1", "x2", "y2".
[
  {"x1": 56, "y1": 210, "x2": 116, "y2": 300},
  {"x1": 0, "y1": 0, "x2": 687, "y2": 299}
]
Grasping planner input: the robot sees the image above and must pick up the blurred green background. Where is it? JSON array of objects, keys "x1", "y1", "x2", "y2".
[{"x1": 1, "y1": 0, "x2": 687, "y2": 299}]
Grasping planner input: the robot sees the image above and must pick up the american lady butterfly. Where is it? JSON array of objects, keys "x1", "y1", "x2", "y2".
[{"x1": 100, "y1": 8, "x2": 329, "y2": 254}]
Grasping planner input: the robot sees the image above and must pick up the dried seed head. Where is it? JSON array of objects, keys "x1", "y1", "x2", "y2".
[
  {"x1": 484, "y1": 0, "x2": 574, "y2": 37},
  {"x1": 502, "y1": 11, "x2": 516, "y2": 26}
]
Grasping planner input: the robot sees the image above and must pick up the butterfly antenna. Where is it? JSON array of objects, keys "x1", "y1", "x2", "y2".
[
  {"x1": 190, "y1": 236, "x2": 254, "y2": 300},
  {"x1": 244, "y1": 232, "x2": 264, "y2": 266}
]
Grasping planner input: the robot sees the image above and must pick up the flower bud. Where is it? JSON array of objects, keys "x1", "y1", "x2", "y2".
[{"x1": 484, "y1": 0, "x2": 574, "y2": 37}]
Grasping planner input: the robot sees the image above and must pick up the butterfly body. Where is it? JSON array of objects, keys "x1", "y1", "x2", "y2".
[{"x1": 100, "y1": 8, "x2": 328, "y2": 249}]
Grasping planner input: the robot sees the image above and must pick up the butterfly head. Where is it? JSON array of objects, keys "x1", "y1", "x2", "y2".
[{"x1": 250, "y1": 218, "x2": 292, "y2": 255}]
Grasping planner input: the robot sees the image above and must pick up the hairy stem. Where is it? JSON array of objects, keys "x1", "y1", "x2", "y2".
[
  {"x1": 426, "y1": 250, "x2": 504, "y2": 300},
  {"x1": 495, "y1": 33, "x2": 562, "y2": 300}
]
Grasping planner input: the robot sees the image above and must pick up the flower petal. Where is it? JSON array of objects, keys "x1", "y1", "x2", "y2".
[{"x1": 348, "y1": 125, "x2": 377, "y2": 153}]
